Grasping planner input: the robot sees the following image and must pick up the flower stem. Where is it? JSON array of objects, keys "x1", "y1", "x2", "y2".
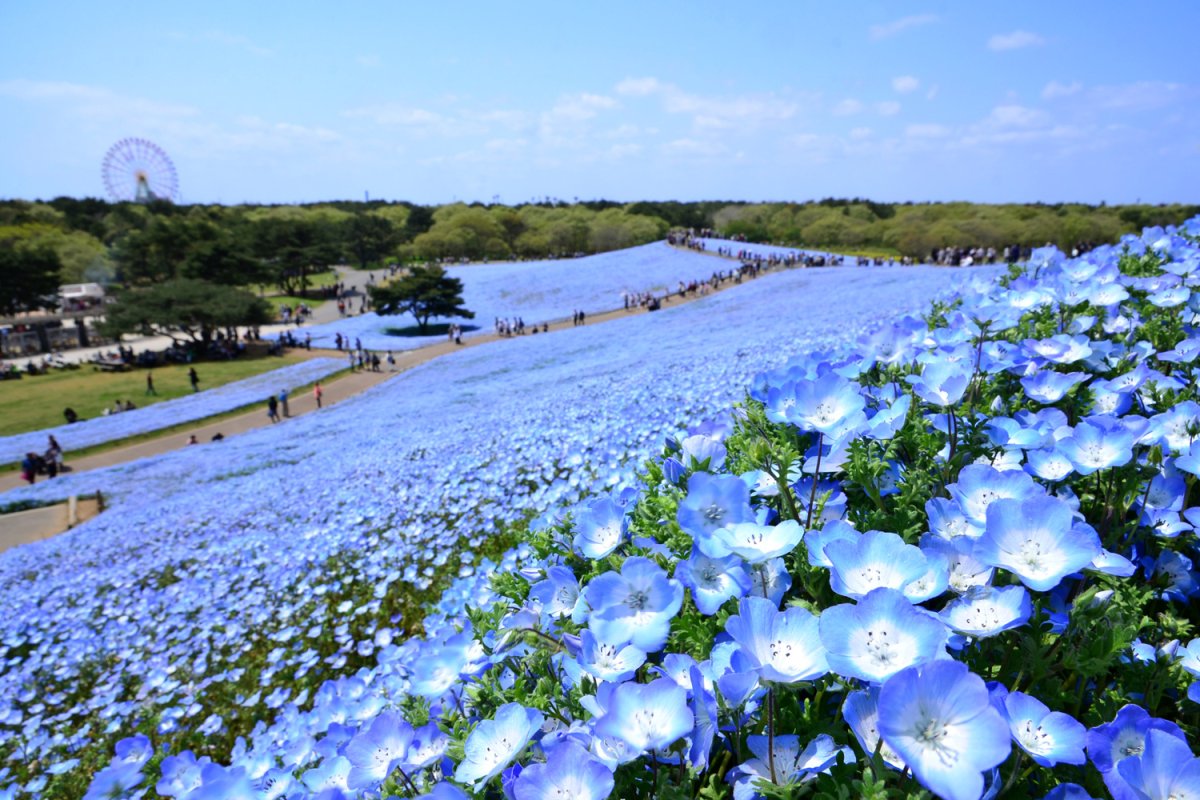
[
  {"x1": 767, "y1": 686, "x2": 779, "y2": 785},
  {"x1": 805, "y1": 433, "x2": 824, "y2": 529}
]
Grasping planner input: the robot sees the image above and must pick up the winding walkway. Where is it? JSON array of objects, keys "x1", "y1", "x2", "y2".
[{"x1": 0, "y1": 249, "x2": 771, "y2": 495}]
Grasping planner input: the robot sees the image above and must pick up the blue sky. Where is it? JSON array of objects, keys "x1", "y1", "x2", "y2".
[{"x1": 2, "y1": 2, "x2": 1198, "y2": 205}]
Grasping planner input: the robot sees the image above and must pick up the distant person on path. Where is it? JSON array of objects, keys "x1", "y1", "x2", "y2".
[
  {"x1": 386, "y1": 351, "x2": 395, "y2": 371},
  {"x1": 189, "y1": 367, "x2": 200, "y2": 393},
  {"x1": 186, "y1": 434, "x2": 199, "y2": 446},
  {"x1": 21, "y1": 453, "x2": 38, "y2": 485},
  {"x1": 279, "y1": 389, "x2": 290, "y2": 418},
  {"x1": 146, "y1": 372, "x2": 157, "y2": 396},
  {"x1": 314, "y1": 381, "x2": 324, "y2": 409},
  {"x1": 45, "y1": 435, "x2": 62, "y2": 478},
  {"x1": 63, "y1": 407, "x2": 78, "y2": 424},
  {"x1": 371, "y1": 353, "x2": 381, "y2": 371},
  {"x1": 267, "y1": 394, "x2": 279, "y2": 423},
  {"x1": 211, "y1": 432, "x2": 225, "y2": 442}
]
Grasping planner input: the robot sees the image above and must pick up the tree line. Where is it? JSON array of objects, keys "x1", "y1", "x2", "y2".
[{"x1": 2, "y1": 196, "x2": 1197, "y2": 324}]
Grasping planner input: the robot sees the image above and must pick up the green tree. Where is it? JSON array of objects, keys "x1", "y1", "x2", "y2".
[
  {"x1": 369, "y1": 265, "x2": 474, "y2": 333},
  {"x1": 342, "y1": 213, "x2": 397, "y2": 270},
  {"x1": 0, "y1": 239, "x2": 62, "y2": 315},
  {"x1": 99, "y1": 278, "x2": 273, "y2": 347},
  {"x1": 250, "y1": 215, "x2": 341, "y2": 296}
]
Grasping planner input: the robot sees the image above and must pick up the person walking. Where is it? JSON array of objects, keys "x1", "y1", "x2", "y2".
[
  {"x1": 188, "y1": 367, "x2": 200, "y2": 393},
  {"x1": 279, "y1": 389, "x2": 290, "y2": 418},
  {"x1": 146, "y1": 371, "x2": 157, "y2": 396},
  {"x1": 314, "y1": 381, "x2": 324, "y2": 409},
  {"x1": 267, "y1": 394, "x2": 279, "y2": 423}
]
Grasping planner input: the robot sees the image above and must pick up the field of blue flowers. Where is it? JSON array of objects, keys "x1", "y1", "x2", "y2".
[
  {"x1": 0, "y1": 358, "x2": 345, "y2": 463},
  {"x1": 5, "y1": 219, "x2": 1200, "y2": 799},
  {"x1": 298, "y1": 241, "x2": 810, "y2": 351}
]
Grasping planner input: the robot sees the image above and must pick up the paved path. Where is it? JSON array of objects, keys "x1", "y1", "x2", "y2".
[{"x1": 0, "y1": 251, "x2": 761, "y2": 494}]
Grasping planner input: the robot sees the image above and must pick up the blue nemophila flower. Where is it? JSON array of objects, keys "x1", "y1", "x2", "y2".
[
  {"x1": 1020, "y1": 370, "x2": 1088, "y2": 404},
  {"x1": 675, "y1": 548, "x2": 752, "y2": 615},
  {"x1": 1058, "y1": 415, "x2": 1142, "y2": 475},
  {"x1": 583, "y1": 557, "x2": 684, "y2": 652},
  {"x1": 842, "y1": 687, "x2": 907, "y2": 770},
  {"x1": 877, "y1": 661, "x2": 1010, "y2": 800},
  {"x1": 687, "y1": 664, "x2": 719, "y2": 769},
  {"x1": 1025, "y1": 447, "x2": 1076, "y2": 482},
  {"x1": 1116, "y1": 729, "x2": 1200, "y2": 800},
  {"x1": 1023, "y1": 334, "x2": 1093, "y2": 365},
  {"x1": 679, "y1": 434, "x2": 726, "y2": 472},
  {"x1": 773, "y1": 371, "x2": 867, "y2": 435},
  {"x1": 1176, "y1": 440, "x2": 1200, "y2": 477},
  {"x1": 728, "y1": 734, "x2": 853, "y2": 800},
  {"x1": 511, "y1": 740, "x2": 613, "y2": 800},
  {"x1": 454, "y1": 703, "x2": 544, "y2": 790},
  {"x1": 572, "y1": 629, "x2": 646, "y2": 683},
  {"x1": 742, "y1": 556, "x2": 789, "y2": 606},
  {"x1": 978, "y1": 494, "x2": 1101, "y2": 592},
  {"x1": 1087, "y1": 704, "x2": 1188, "y2": 799},
  {"x1": 906, "y1": 361, "x2": 971, "y2": 407},
  {"x1": 714, "y1": 520, "x2": 804, "y2": 564},
  {"x1": 725, "y1": 595, "x2": 828, "y2": 684},
  {"x1": 805, "y1": 520, "x2": 859, "y2": 567},
  {"x1": 825, "y1": 529, "x2": 929, "y2": 600},
  {"x1": 926, "y1": 497, "x2": 975, "y2": 541},
  {"x1": 572, "y1": 497, "x2": 628, "y2": 560},
  {"x1": 1001, "y1": 691, "x2": 1087, "y2": 767},
  {"x1": 592, "y1": 678, "x2": 693, "y2": 763},
  {"x1": 302, "y1": 756, "x2": 352, "y2": 794},
  {"x1": 677, "y1": 473, "x2": 756, "y2": 557},
  {"x1": 82, "y1": 762, "x2": 144, "y2": 800},
  {"x1": 527, "y1": 566, "x2": 580, "y2": 621},
  {"x1": 819, "y1": 588, "x2": 948, "y2": 683},
  {"x1": 940, "y1": 585, "x2": 1031, "y2": 638},
  {"x1": 947, "y1": 464, "x2": 1040, "y2": 530}
]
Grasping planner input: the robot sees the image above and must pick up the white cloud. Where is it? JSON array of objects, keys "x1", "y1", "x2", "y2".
[
  {"x1": 1042, "y1": 80, "x2": 1082, "y2": 100},
  {"x1": 987, "y1": 105, "x2": 1047, "y2": 128},
  {"x1": 906, "y1": 123, "x2": 949, "y2": 138},
  {"x1": 343, "y1": 104, "x2": 444, "y2": 127},
  {"x1": 876, "y1": 101, "x2": 901, "y2": 116},
  {"x1": 662, "y1": 138, "x2": 726, "y2": 157},
  {"x1": 545, "y1": 93, "x2": 616, "y2": 122},
  {"x1": 615, "y1": 77, "x2": 665, "y2": 96},
  {"x1": 849, "y1": 127, "x2": 872, "y2": 140},
  {"x1": 832, "y1": 98, "x2": 863, "y2": 116},
  {"x1": 869, "y1": 14, "x2": 939, "y2": 40},
  {"x1": 1087, "y1": 81, "x2": 1187, "y2": 111},
  {"x1": 988, "y1": 30, "x2": 1046, "y2": 51},
  {"x1": 608, "y1": 143, "x2": 642, "y2": 158},
  {"x1": 892, "y1": 76, "x2": 920, "y2": 94},
  {"x1": 613, "y1": 76, "x2": 801, "y2": 129},
  {"x1": 926, "y1": 85, "x2": 940, "y2": 101},
  {"x1": 0, "y1": 79, "x2": 199, "y2": 121},
  {"x1": 356, "y1": 54, "x2": 382, "y2": 68}
]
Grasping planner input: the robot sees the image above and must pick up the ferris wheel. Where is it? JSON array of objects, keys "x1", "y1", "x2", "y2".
[{"x1": 101, "y1": 137, "x2": 180, "y2": 203}]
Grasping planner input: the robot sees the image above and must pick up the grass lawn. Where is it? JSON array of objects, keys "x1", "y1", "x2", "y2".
[{"x1": 0, "y1": 353, "x2": 312, "y2": 437}]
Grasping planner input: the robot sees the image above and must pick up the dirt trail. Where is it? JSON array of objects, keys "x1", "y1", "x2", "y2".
[{"x1": 0, "y1": 250, "x2": 758, "y2": 494}]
